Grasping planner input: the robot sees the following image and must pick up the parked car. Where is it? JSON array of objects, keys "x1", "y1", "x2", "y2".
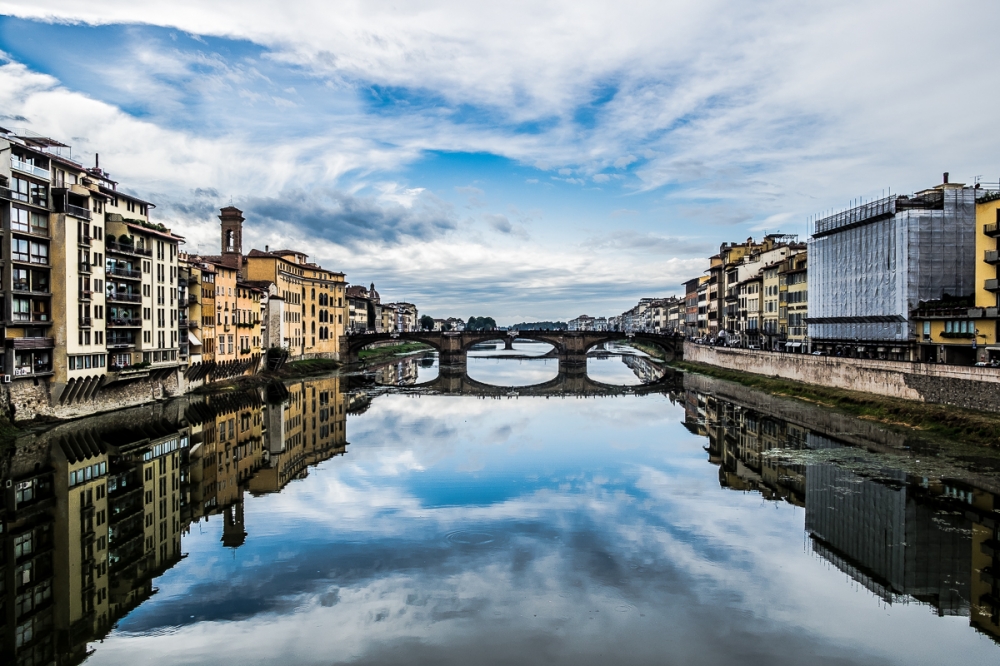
[{"x1": 811, "y1": 350, "x2": 827, "y2": 356}]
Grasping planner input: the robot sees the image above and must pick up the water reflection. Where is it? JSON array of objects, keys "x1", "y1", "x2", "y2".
[
  {"x1": 466, "y1": 357, "x2": 561, "y2": 386},
  {"x1": 1, "y1": 359, "x2": 999, "y2": 664}
]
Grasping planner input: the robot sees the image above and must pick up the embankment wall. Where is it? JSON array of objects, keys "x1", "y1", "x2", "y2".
[{"x1": 683, "y1": 341, "x2": 1000, "y2": 414}]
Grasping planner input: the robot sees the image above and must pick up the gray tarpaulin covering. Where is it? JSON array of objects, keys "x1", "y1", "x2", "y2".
[{"x1": 808, "y1": 188, "x2": 976, "y2": 342}]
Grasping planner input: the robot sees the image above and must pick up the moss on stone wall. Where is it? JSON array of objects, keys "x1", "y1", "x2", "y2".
[{"x1": 674, "y1": 359, "x2": 1000, "y2": 447}]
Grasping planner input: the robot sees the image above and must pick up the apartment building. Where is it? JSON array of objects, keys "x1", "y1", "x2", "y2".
[
  {"x1": 387, "y1": 302, "x2": 418, "y2": 332},
  {"x1": 105, "y1": 215, "x2": 183, "y2": 372},
  {"x1": 781, "y1": 253, "x2": 808, "y2": 351},
  {"x1": 0, "y1": 127, "x2": 184, "y2": 408}
]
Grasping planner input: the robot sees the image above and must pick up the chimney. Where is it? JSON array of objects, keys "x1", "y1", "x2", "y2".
[
  {"x1": 95, "y1": 153, "x2": 99, "y2": 169},
  {"x1": 265, "y1": 245, "x2": 268, "y2": 253},
  {"x1": 943, "y1": 172, "x2": 949, "y2": 184}
]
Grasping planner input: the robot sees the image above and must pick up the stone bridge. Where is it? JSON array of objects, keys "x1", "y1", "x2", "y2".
[{"x1": 341, "y1": 330, "x2": 684, "y2": 367}]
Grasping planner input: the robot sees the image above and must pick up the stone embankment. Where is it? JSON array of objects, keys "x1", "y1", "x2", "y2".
[{"x1": 684, "y1": 341, "x2": 1000, "y2": 414}]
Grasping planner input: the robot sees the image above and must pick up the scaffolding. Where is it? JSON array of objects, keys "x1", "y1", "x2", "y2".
[{"x1": 808, "y1": 187, "x2": 976, "y2": 343}]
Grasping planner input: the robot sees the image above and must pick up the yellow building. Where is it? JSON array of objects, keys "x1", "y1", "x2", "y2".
[
  {"x1": 913, "y1": 194, "x2": 1000, "y2": 364},
  {"x1": 236, "y1": 282, "x2": 263, "y2": 360},
  {"x1": 780, "y1": 252, "x2": 808, "y2": 352},
  {"x1": 250, "y1": 376, "x2": 348, "y2": 495}
]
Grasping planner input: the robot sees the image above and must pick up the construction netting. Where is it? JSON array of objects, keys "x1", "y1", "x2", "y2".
[{"x1": 807, "y1": 188, "x2": 976, "y2": 342}]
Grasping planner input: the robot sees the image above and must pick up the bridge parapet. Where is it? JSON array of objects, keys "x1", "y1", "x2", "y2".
[{"x1": 341, "y1": 330, "x2": 684, "y2": 365}]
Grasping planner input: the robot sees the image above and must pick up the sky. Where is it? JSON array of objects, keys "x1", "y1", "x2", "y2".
[{"x1": 1, "y1": 1, "x2": 999, "y2": 323}]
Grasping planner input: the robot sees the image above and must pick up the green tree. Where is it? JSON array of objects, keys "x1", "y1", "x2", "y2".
[{"x1": 419, "y1": 315, "x2": 435, "y2": 330}]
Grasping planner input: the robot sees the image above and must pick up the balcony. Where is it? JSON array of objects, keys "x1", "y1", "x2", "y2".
[
  {"x1": 107, "y1": 265, "x2": 141, "y2": 279},
  {"x1": 79, "y1": 290, "x2": 92, "y2": 301},
  {"x1": 987, "y1": 279, "x2": 1000, "y2": 292},
  {"x1": 11, "y1": 156, "x2": 50, "y2": 180},
  {"x1": 107, "y1": 291, "x2": 142, "y2": 304},
  {"x1": 986, "y1": 250, "x2": 1000, "y2": 265},
  {"x1": 79, "y1": 262, "x2": 91, "y2": 274},
  {"x1": 78, "y1": 234, "x2": 92, "y2": 246},
  {"x1": 65, "y1": 203, "x2": 92, "y2": 220},
  {"x1": 107, "y1": 338, "x2": 136, "y2": 349},
  {"x1": 108, "y1": 317, "x2": 142, "y2": 327},
  {"x1": 79, "y1": 317, "x2": 92, "y2": 328},
  {"x1": 106, "y1": 240, "x2": 152, "y2": 257},
  {"x1": 188, "y1": 294, "x2": 197, "y2": 305},
  {"x1": 986, "y1": 224, "x2": 1000, "y2": 238}
]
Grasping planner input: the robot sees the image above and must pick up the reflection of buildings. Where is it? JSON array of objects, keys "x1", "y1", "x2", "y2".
[
  {"x1": 621, "y1": 354, "x2": 666, "y2": 384},
  {"x1": 684, "y1": 383, "x2": 1000, "y2": 642},
  {"x1": 250, "y1": 376, "x2": 348, "y2": 495},
  {"x1": 1, "y1": 413, "x2": 190, "y2": 664},
  {"x1": 1, "y1": 374, "x2": 351, "y2": 663}
]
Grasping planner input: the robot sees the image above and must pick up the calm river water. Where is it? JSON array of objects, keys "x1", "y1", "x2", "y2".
[{"x1": 4, "y1": 343, "x2": 1000, "y2": 665}]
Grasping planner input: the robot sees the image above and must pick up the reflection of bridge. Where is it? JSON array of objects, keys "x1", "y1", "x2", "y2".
[
  {"x1": 342, "y1": 330, "x2": 683, "y2": 367},
  {"x1": 349, "y1": 358, "x2": 682, "y2": 398}
]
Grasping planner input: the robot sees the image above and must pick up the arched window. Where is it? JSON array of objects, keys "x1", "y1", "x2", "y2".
[
  {"x1": 311, "y1": 321, "x2": 315, "y2": 334},
  {"x1": 225, "y1": 230, "x2": 234, "y2": 251},
  {"x1": 311, "y1": 288, "x2": 315, "y2": 299},
  {"x1": 311, "y1": 304, "x2": 315, "y2": 316}
]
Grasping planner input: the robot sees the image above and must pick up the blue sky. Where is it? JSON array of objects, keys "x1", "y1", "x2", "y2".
[{"x1": 1, "y1": 2, "x2": 999, "y2": 322}]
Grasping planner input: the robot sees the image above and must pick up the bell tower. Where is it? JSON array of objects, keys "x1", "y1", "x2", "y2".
[{"x1": 219, "y1": 206, "x2": 244, "y2": 271}]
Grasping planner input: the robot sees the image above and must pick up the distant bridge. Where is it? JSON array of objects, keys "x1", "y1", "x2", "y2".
[{"x1": 341, "y1": 330, "x2": 684, "y2": 367}]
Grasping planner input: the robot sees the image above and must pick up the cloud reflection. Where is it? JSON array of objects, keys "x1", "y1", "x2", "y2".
[{"x1": 86, "y1": 394, "x2": 997, "y2": 665}]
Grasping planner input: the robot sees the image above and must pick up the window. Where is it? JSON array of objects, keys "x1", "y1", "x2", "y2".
[
  {"x1": 14, "y1": 532, "x2": 33, "y2": 559},
  {"x1": 12, "y1": 298, "x2": 30, "y2": 321},
  {"x1": 30, "y1": 241, "x2": 48, "y2": 264},
  {"x1": 12, "y1": 268, "x2": 28, "y2": 291},
  {"x1": 12, "y1": 238, "x2": 29, "y2": 262}
]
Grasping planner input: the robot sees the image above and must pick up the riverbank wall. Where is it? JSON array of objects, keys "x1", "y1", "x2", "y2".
[{"x1": 683, "y1": 341, "x2": 1000, "y2": 414}]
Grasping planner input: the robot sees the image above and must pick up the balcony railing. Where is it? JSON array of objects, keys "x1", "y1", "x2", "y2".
[
  {"x1": 79, "y1": 317, "x2": 92, "y2": 327},
  {"x1": 986, "y1": 279, "x2": 1000, "y2": 292},
  {"x1": 188, "y1": 294, "x2": 197, "y2": 305},
  {"x1": 985, "y1": 224, "x2": 1000, "y2": 238},
  {"x1": 78, "y1": 234, "x2": 92, "y2": 246},
  {"x1": 107, "y1": 265, "x2": 141, "y2": 279},
  {"x1": 106, "y1": 292, "x2": 142, "y2": 303},
  {"x1": 79, "y1": 262, "x2": 91, "y2": 273},
  {"x1": 11, "y1": 156, "x2": 50, "y2": 180},
  {"x1": 65, "y1": 203, "x2": 92, "y2": 220},
  {"x1": 108, "y1": 317, "x2": 142, "y2": 327},
  {"x1": 79, "y1": 290, "x2": 92, "y2": 301},
  {"x1": 107, "y1": 339, "x2": 136, "y2": 349},
  {"x1": 986, "y1": 250, "x2": 1000, "y2": 265},
  {"x1": 106, "y1": 240, "x2": 152, "y2": 257}
]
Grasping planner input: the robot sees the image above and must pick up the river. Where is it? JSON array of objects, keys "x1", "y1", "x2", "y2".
[{"x1": 3, "y1": 343, "x2": 1000, "y2": 665}]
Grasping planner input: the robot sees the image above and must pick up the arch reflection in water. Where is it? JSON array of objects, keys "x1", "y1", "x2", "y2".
[{"x1": 465, "y1": 356, "x2": 561, "y2": 387}]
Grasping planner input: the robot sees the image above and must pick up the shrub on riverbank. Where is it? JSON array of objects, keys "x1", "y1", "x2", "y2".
[{"x1": 675, "y1": 360, "x2": 1000, "y2": 447}]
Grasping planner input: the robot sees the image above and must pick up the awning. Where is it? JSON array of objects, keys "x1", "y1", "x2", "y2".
[
  {"x1": 187, "y1": 331, "x2": 202, "y2": 346},
  {"x1": 787, "y1": 342, "x2": 802, "y2": 348}
]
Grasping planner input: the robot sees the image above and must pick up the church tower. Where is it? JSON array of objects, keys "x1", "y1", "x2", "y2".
[{"x1": 219, "y1": 206, "x2": 244, "y2": 272}]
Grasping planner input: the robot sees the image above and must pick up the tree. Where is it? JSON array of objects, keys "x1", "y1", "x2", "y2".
[
  {"x1": 419, "y1": 315, "x2": 435, "y2": 331},
  {"x1": 466, "y1": 316, "x2": 497, "y2": 331}
]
